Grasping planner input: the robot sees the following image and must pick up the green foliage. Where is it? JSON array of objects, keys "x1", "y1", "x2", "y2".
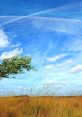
[{"x1": 0, "y1": 56, "x2": 35, "y2": 78}]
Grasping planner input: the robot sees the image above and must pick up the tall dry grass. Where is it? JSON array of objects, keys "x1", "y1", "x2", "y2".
[{"x1": 0, "y1": 96, "x2": 82, "y2": 117}]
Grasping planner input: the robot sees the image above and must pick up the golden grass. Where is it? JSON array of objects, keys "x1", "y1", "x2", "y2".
[{"x1": 0, "y1": 96, "x2": 82, "y2": 117}]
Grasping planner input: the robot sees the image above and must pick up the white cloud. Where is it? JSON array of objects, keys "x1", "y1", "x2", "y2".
[
  {"x1": 0, "y1": 29, "x2": 9, "y2": 48},
  {"x1": 45, "y1": 59, "x2": 74, "y2": 70},
  {"x1": 45, "y1": 64, "x2": 54, "y2": 69},
  {"x1": 70, "y1": 64, "x2": 82, "y2": 73},
  {"x1": 58, "y1": 59, "x2": 74, "y2": 67},
  {"x1": 66, "y1": 39, "x2": 82, "y2": 52},
  {"x1": 47, "y1": 53, "x2": 67, "y2": 62},
  {"x1": 0, "y1": 48, "x2": 23, "y2": 59},
  {"x1": 10, "y1": 43, "x2": 21, "y2": 48}
]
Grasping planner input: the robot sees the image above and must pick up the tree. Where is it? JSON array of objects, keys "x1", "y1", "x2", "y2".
[{"x1": 0, "y1": 55, "x2": 35, "y2": 78}]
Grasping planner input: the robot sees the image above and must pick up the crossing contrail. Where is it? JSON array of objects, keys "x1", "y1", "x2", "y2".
[
  {"x1": 0, "y1": 1, "x2": 82, "y2": 27},
  {"x1": 0, "y1": 1, "x2": 82, "y2": 39}
]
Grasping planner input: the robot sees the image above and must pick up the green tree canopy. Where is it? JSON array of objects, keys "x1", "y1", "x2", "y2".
[{"x1": 0, "y1": 56, "x2": 35, "y2": 78}]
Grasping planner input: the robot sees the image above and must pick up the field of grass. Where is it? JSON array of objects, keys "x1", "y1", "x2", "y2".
[{"x1": 0, "y1": 96, "x2": 82, "y2": 117}]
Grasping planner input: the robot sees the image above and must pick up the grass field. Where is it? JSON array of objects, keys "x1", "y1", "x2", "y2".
[{"x1": 0, "y1": 96, "x2": 82, "y2": 117}]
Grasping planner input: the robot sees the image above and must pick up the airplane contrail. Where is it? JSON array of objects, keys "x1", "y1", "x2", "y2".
[
  {"x1": 26, "y1": 16, "x2": 82, "y2": 38},
  {"x1": 0, "y1": 1, "x2": 82, "y2": 27}
]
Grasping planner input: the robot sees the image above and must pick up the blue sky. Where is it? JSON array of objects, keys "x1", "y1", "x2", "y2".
[{"x1": 0, "y1": 0, "x2": 82, "y2": 96}]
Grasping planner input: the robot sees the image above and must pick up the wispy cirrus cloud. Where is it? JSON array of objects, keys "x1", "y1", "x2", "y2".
[
  {"x1": 0, "y1": 29, "x2": 9, "y2": 48},
  {"x1": 47, "y1": 53, "x2": 67, "y2": 62},
  {"x1": 0, "y1": 48, "x2": 23, "y2": 59},
  {"x1": 10, "y1": 43, "x2": 21, "y2": 48},
  {"x1": 70, "y1": 64, "x2": 82, "y2": 74},
  {"x1": 45, "y1": 59, "x2": 74, "y2": 69}
]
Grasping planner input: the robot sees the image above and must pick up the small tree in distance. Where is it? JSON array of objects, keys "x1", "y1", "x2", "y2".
[{"x1": 0, "y1": 55, "x2": 36, "y2": 79}]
